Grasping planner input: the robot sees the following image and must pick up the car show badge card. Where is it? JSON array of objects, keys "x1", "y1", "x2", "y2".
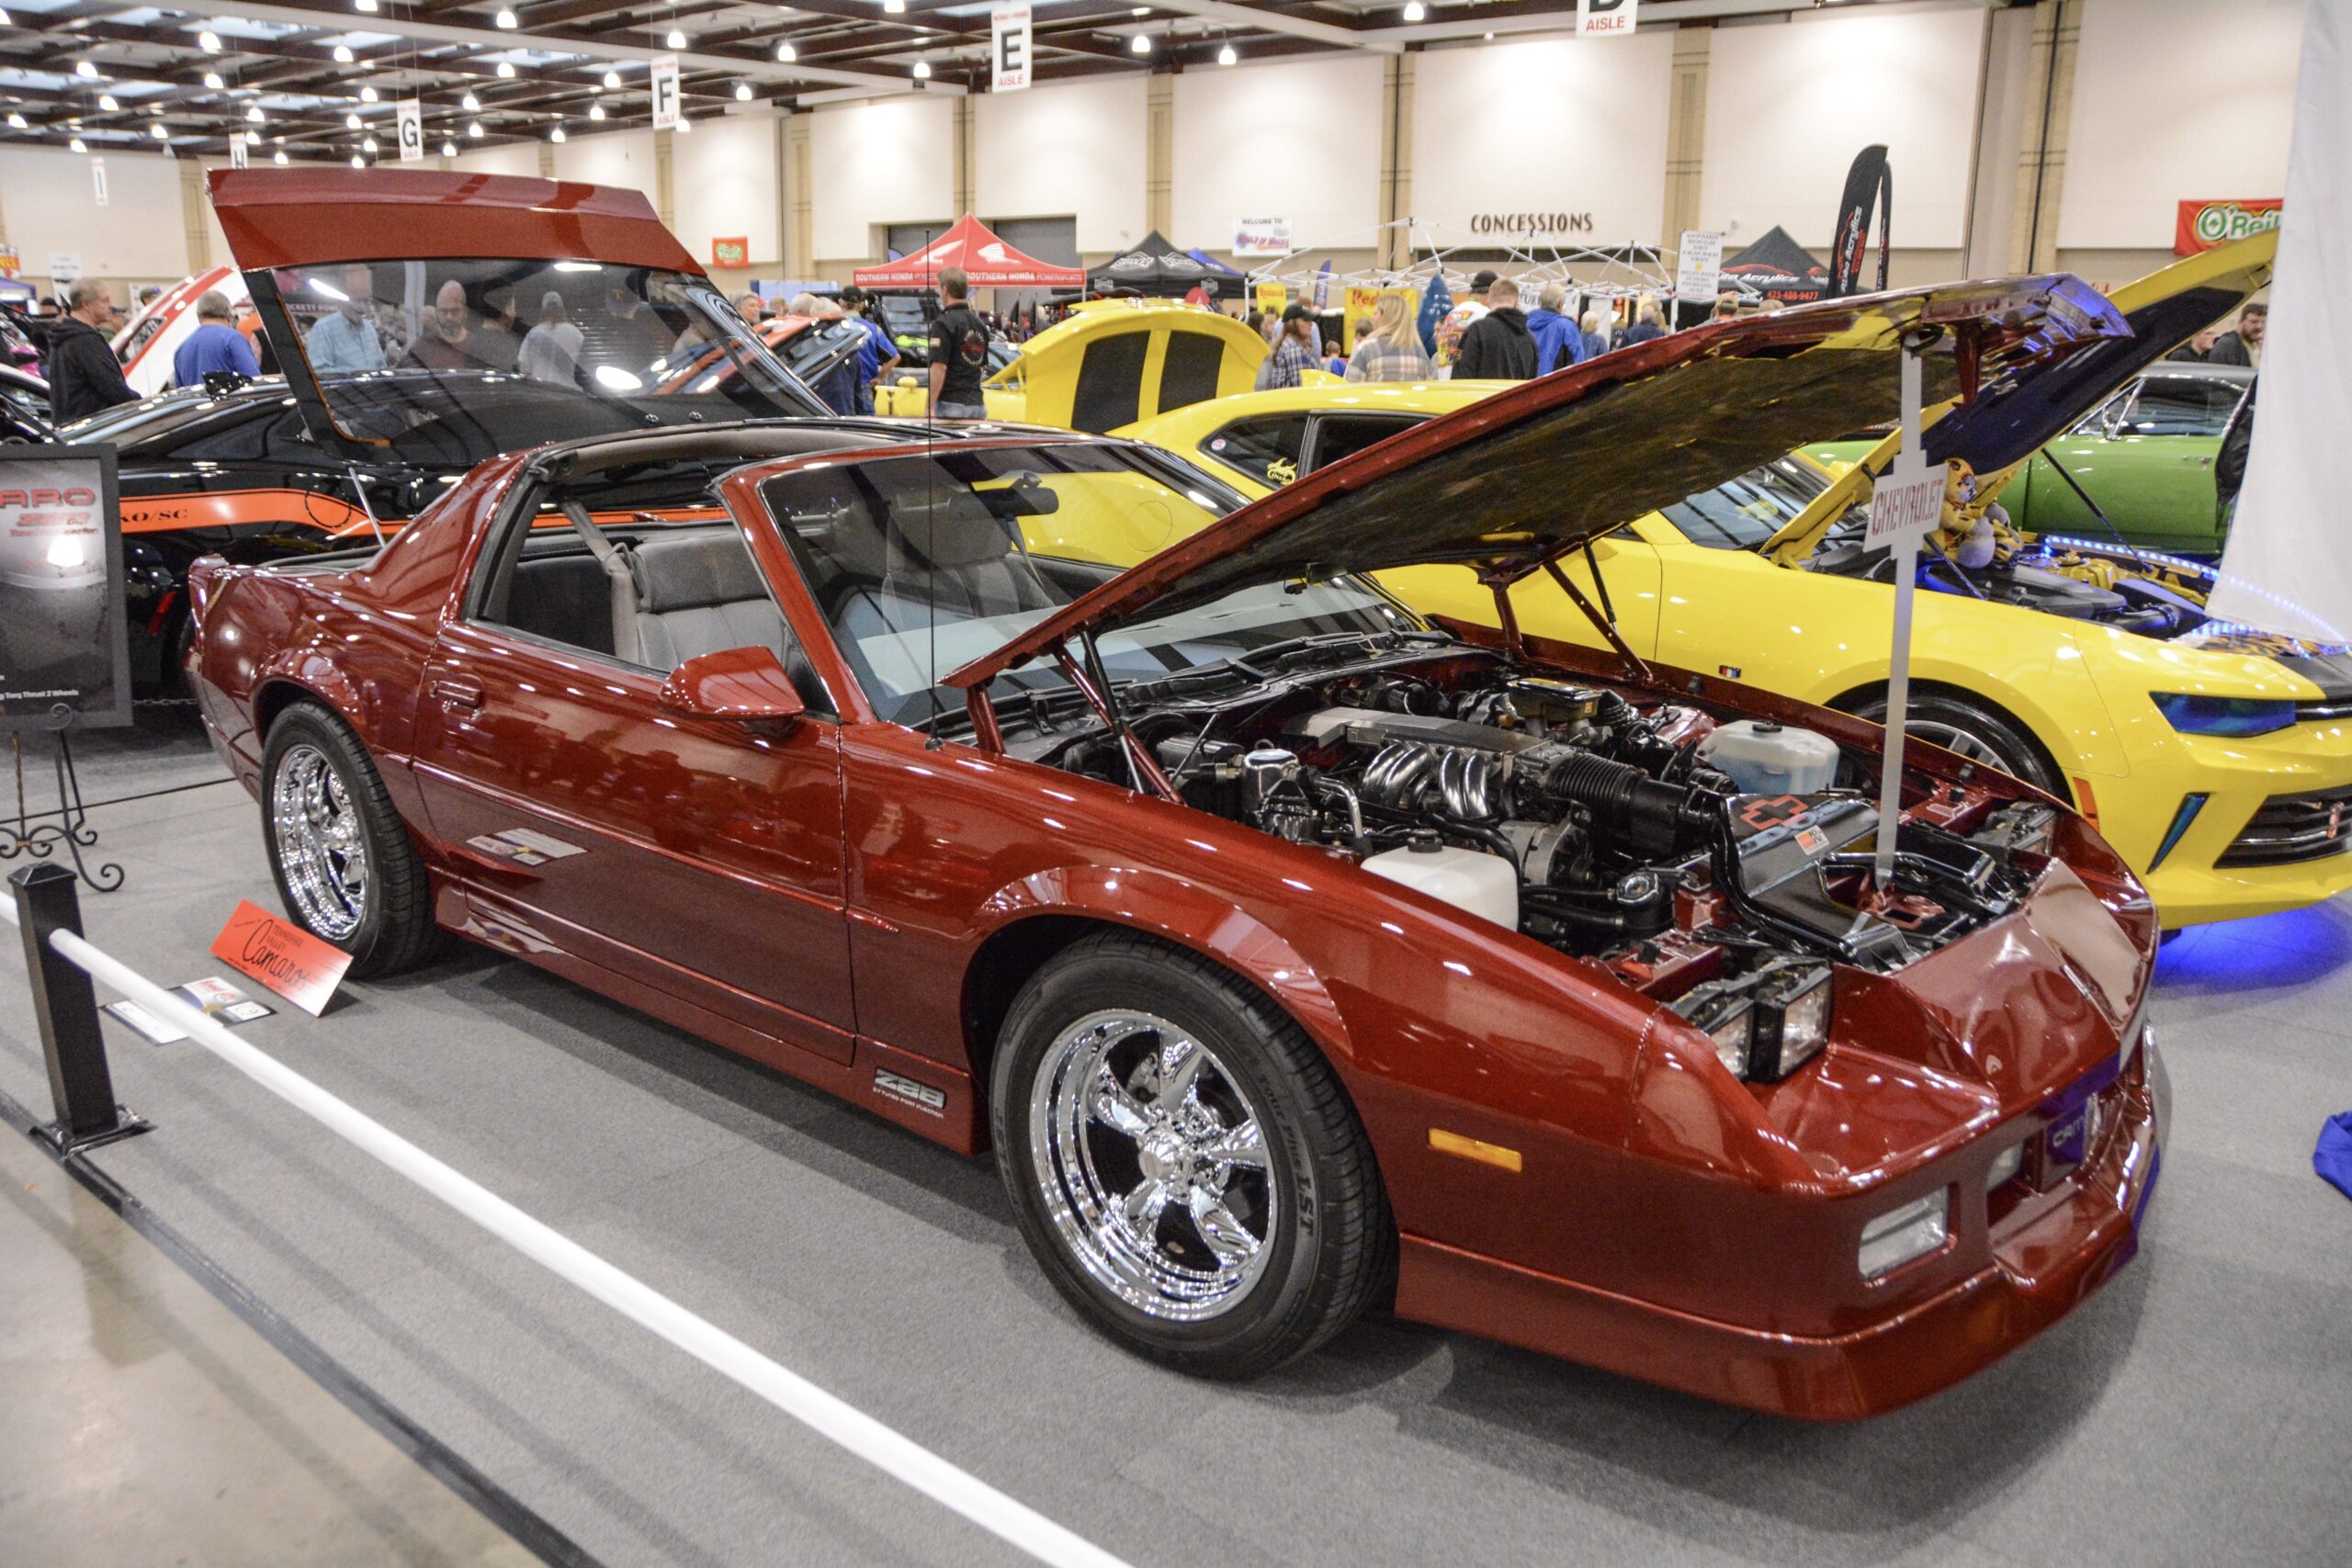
[{"x1": 210, "y1": 899, "x2": 353, "y2": 1016}]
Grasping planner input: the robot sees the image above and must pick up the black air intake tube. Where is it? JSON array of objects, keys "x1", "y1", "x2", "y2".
[{"x1": 1524, "y1": 749, "x2": 1713, "y2": 858}]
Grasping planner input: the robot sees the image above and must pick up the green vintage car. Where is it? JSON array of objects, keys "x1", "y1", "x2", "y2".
[{"x1": 1807, "y1": 360, "x2": 2254, "y2": 558}]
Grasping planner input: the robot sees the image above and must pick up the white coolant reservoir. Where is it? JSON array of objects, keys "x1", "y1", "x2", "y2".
[
  {"x1": 1698, "y1": 719, "x2": 1841, "y2": 795},
  {"x1": 1362, "y1": 836, "x2": 1520, "y2": 930}
]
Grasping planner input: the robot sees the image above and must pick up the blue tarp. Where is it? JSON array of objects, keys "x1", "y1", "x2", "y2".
[{"x1": 2317, "y1": 1111, "x2": 2352, "y2": 1202}]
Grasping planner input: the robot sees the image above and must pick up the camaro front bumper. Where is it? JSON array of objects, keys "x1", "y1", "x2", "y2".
[{"x1": 1394, "y1": 1034, "x2": 2170, "y2": 1421}]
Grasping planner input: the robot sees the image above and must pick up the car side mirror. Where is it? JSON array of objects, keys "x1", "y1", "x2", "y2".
[{"x1": 658, "y1": 645, "x2": 807, "y2": 725}]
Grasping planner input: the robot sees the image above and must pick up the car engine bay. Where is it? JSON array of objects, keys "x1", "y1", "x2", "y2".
[{"x1": 1033, "y1": 643, "x2": 2063, "y2": 1078}]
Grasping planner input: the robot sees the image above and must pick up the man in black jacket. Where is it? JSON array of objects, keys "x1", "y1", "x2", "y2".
[
  {"x1": 2205, "y1": 301, "x2": 2265, "y2": 367},
  {"x1": 48, "y1": 278, "x2": 138, "y2": 423},
  {"x1": 1452, "y1": 271, "x2": 1537, "y2": 380}
]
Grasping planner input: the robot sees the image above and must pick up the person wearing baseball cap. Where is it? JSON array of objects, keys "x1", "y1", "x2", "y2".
[{"x1": 1255, "y1": 301, "x2": 1323, "y2": 390}]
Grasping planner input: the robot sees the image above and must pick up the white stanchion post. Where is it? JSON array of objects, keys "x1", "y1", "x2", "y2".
[
  {"x1": 1874, "y1": 344, "x2": 1929, "y2": 890},
  {"x1": 0, "y1": 897, "x2": 1132, "y2": 1568}
]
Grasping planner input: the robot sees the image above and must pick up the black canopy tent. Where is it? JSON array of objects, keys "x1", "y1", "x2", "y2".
[
  {"x1": 1087, "y1": 231, "x2": 1239, "y2": 299},
  {"x1": 1721, "y1": 226, "x2": 1832, "y2": 304}
]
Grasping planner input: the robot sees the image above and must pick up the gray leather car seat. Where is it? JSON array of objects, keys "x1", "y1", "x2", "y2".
[{"x1": 625, "y1": 530, "x2": 820, "y2": 704}]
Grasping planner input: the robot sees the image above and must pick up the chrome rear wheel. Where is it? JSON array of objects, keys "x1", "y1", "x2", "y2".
[{"x1": 270, "y1": 742, "x2": 369, "y2": 941}]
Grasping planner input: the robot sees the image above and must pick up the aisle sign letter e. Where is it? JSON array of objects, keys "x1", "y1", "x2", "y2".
[{"x1": 993, "y1": 5, "x2": 1033, "y2": 93}]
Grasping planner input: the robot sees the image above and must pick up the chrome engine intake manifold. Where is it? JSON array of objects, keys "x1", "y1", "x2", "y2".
[{"x1": 1361, "y1": 740, "x2": 1513, "y2": 823}]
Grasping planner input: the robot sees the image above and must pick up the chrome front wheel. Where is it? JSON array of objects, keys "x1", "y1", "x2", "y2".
[
  {"x1": 1029, "y1": 1009, "x2": 1276, "y2": 1323},
  {"x1": 269, "y1": 742, "x2": 369, "y2": 941}
]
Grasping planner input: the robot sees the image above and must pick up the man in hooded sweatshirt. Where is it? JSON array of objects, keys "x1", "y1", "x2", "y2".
[
  {"x1": 1452, "y1": 271, "x2": 1537, "y2": 380},
  {"x1": 1525, "y1": 282, "x2": 1586, "y2": 377}
]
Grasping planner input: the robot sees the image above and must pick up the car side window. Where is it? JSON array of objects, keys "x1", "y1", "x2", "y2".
[
  {"x1": 1204, "y1": 414, "x2": 1309, "y2": 487},
  {"x1": 2071, "y1": 388, "x2": 2129, "y2": 437},
  {"x1": 1306, "y1": 413, "x2": 1422, "y2": 474},
  {"x1": 469, "y1": 501, "x2": 829, "y2": 710},
  {"x1": 2117, "y1": 377, "x2": 2244, "y2": 437}
]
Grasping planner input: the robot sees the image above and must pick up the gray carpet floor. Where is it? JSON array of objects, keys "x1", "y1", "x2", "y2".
[{"x1": 0, "y1": 716, "x2": 2345, "y2": 1568}]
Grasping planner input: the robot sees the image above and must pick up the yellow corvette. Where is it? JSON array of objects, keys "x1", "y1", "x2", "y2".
[
  {"x1": 873, "y1": 298, "x2": 1265, "y2": 426},
  {"x1": 1120, "y1": 240, "x2": 2352, "y2": 928}
]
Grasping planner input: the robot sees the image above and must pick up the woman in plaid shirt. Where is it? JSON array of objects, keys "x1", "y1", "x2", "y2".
[
  {"x1": 1255, "y1": 304, "x2": 1326, "y2": 389},
  {"x1": 1344, "y1": 294, "x2": 1435, "y2": 383}
]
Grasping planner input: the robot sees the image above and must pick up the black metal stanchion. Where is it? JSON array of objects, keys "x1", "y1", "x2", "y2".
[{"x1": 10, "y1": 863, "x2": 150, "y2": 1154}]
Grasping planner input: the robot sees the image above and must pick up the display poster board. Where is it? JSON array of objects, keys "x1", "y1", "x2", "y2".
[
  {"x1": 991, "y1": 4, "x2": 1033, "y2": 93},
  {"x1": 1233, "y1": 218, "x2": 1293, "y2": 258},
  {"x1": 1675, "y1": 229, "x2": 1722, "y2": 305},
  {"x1": 0, "y1": 446, "x2": 129, "y2": 732},
  {"x1": 650, "y1": 55, "x2": 682, "y2": 130},
  {"x1": 1578, "y1": 0, "x2": 1638, "y2": 37}
]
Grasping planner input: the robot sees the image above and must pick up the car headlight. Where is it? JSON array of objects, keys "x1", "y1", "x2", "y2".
[
  {"x1": 2151, "y1": 693, "x2": 2296, "y2": 738},
  {"x1": 1859, "y1": 1190, "x2": 1951, "y2": 1280},
  {"x1": 1749, "y1": 964, "x2": 1833, "y2": 1080},
  {"x1": 1704, "y1": 1002, "x2": 1752, "y2": 1077}
]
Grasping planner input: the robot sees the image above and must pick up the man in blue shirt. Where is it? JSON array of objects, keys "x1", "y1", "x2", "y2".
[
  {"x1": 1525, "y1": 283, "x2": 1587, "y2": 377},
  {"x1": 838, "y1": 286, "x2": 899, "y2": 413},
  {"x1": 303, "y1": 264, "x2": 386, "y2": 372},
  {"x1": 171, "y1": 290, "x2": 260, "y2": 388}
]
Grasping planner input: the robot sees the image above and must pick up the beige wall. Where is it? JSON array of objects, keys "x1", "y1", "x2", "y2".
[{"x1": 1, "y1": 5, "x2": 2302, "y2": 294}]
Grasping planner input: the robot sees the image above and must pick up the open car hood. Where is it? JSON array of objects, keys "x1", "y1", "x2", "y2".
[
  {"x1": 207, "y1": 168, "x2": 822, "y2": 462},
  {"x1": 1760, "y1": 232, "x2": 2276, "y2": 563},
  {"x1": 949, "y1": 274, "x2": 2131, "y2": 691}
]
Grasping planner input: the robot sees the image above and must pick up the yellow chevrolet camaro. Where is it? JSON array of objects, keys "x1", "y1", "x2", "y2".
[
  {"x1": 873, "y1": 297, "x2": 1267, "y2": 425},
  {"x1": 1118, "y1": 240, "x2": 2352, "y2": 928}
]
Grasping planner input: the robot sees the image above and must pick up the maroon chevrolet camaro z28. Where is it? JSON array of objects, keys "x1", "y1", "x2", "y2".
[{"x1": 186, "y1": 169, "x2": 2166, "y2": 1419}]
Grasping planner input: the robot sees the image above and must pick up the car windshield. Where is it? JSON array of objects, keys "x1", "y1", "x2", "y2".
[
  {"x1": 1658, "y1": 457, "x2": 1834, "y2": 551},
  {"x1": 263, "y1": 256, "x2": 824, "y2": 457},
  {"x1": 763, "y1": 444, "x2": 1413, "y2": 728}
]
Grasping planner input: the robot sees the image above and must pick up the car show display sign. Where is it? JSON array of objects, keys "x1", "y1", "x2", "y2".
[
  {"x1": 1675, "y1": 229, "x2": 1722, "y2": 305},
  {"x1": 397, "y1": 97, "x2": 424, "y2": 162},
  {"x1": 47, "y1": 252, "x2": 81, "y2": 282},
  {"x1": 991, "y1": 4, "x2": 1032, "y2": 93},
  {"x1": 1232, "y1": 217, "x2": 1293, "y2": 258},
  {"x1": 1254, "y1": 280, "x2": 1287, "y2": 315},
  {"x1": 711, "y1": 235, "x2": 749, "y2": 268},
  {"x1": 2174, "y1": 198, "x2": 2281, "y2": 255},
  {"x1": 1578, "y1": 0, "x2": 1637, "y2": 37},
  {"x1": 650, "y1": 55, "x2": 682, "y2": 130},
  {"x1": 210, "y1": 899, "x2": 353, "y2": 1016},
  {"x1": 0, "y1": 446, "x2": 128, "y2": 732}
]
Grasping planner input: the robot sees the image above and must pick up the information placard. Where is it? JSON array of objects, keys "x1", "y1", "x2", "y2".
[
  {"x1": 210, "y1": 899, "x2": 352, "y2": 1017},
  {"x1": 1232, "y1": 217, "x2": 1293, "y2": 258},
  {"x1": 1866, "y1": 461, "x2": 1947, "y2": 551},
  {"x1": 0, "y1": 446, "x2": 127, "y2": 731},
  {"x1": 1675, "y1": 229, "x2": 1722, "y2": 305}
]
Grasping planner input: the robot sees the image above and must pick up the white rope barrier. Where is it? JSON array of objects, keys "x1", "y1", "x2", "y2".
[{"x1": 0, "y1": 895, "x2": 1133, "y2": 1568}]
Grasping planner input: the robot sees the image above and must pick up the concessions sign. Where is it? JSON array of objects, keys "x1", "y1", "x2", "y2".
[
  {"x1": 2175, "y1": 198, "x2": 2281, "y2": 255},
  {"x1": 0, "y1": 446, "x2": 128, "y2": 731},
  {"x1": 210, "y1": 899, "x2": 352, "y2": 1016}
]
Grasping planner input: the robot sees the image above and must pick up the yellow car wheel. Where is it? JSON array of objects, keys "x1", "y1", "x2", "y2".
[{"x1": 1837, "y1": 684, "x2": 2067, "y2": 798}]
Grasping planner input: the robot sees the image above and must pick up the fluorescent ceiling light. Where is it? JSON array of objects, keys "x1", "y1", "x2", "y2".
[{"x1": 911, "y1": 59, "x2": 930, "y2": 78}]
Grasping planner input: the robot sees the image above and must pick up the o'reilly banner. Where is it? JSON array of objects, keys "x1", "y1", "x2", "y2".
[{"x1": 2175, "y1": 198, "x2": 2282, "y2": 255}]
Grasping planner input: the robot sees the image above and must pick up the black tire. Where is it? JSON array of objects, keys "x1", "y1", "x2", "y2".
[
  {"x1": 259, "y1": 702, "x2": 442, "y2": 978},
  {"x1": 1843, "y1": 688, "x2": 2066, "y2": 798},
  {"x1": 990, "y1": 931, "x2": 1391, "y2": 1379}
]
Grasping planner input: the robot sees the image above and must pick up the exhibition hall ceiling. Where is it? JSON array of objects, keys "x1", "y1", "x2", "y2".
[{"x1": 0, "y1": 0, "x2": 1951, "y2": 162}]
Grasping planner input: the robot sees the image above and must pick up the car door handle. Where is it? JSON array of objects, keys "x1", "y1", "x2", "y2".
[
  {"x1": 2183, "y1": 456, "x2": 2214, "y2": 466},
  {"x1": 432, "y1": 675, "x2": 484, "y2": 710}
]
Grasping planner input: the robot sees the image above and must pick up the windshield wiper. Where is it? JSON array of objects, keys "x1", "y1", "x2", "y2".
[{"x1": 1124, "y1": 628, "x2": 1451, "y2": 700}]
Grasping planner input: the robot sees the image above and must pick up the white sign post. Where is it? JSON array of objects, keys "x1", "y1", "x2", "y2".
[
  {"x1": 1675, "y1": 228, "x2": 1721, "y2": 306},
  {"x1": 396, "y1": 98, "x2": 424, "y2": 162},
  {"x1": 991, "y1": 4, "x2": 1032, "y2": 93},
  {"x1": 650, "y1": 55, "x2": 682, "y2": 130},
  {"x1": 1578, "y1": 0, "x2": 1639, "y2": 37},
  {"x1": 1865, "y1": 344, "x2": 1945, "y2": 888}
]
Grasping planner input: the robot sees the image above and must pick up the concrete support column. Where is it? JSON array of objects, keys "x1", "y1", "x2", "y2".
[
  {"x1": 1965, "y1": 3, "x2": 2036, "y2": 276},
  {"x1": 1377, "y1": 52, "x2": 1413, "y2": 271},
  {"x1": 783, "y1": 112, "x2": 814, "y2": 277},
  {"x1": 1145, "y1": 73, "x2": 1173, "y2": 238},
  {"x1": 653, "y1": 128, "x2": 676, "y2": 227},
  {"x1": 179, "y1": 157, "x2": 211, "y2": 273},
  {"x1": 2007, "y1": 0, "x2": 2080, "y2": 274},
  {"x1": 953, "y1": 96, "x2": 975, "y2": 218},
  {"x1": 1662, "y1": 27, "x2": 1711, "y2": 248}
]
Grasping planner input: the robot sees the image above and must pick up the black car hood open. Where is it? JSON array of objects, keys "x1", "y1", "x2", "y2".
[{"x1": 950, "y1": 273, "x2": 2130, "y2": 691}]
